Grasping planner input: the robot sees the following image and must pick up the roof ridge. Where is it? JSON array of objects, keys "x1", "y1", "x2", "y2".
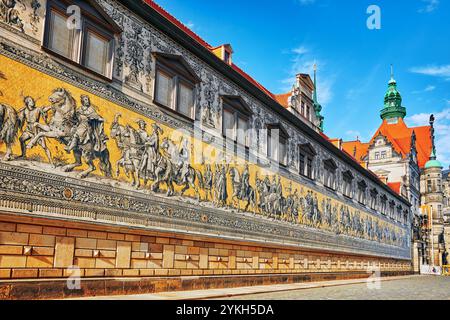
[{"x1": 143, "y1": 0, "x2": 213, "y2": 49}]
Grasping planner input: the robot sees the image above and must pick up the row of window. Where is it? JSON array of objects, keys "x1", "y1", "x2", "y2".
[
  {"x1": 375, "y1": 151, "x2": 388, "y2": 160},
  {"x1": 42, "y1": 1, "x2": 407, "y2": 222}
]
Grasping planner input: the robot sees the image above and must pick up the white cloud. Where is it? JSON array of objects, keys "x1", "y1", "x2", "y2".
[
  {"x1": 280, "y1": 45, "x2": 334, "y2": 105},
  {"x1": 405, "y1": 108, "x2": 450, "y2": 167},
  {"x1": 418, "y1": 0, "x2": 440, "y2": 13},
  {"x1": 410, "y1": 64, "x2": 450, "y2": 78},
  {"x1": 292, "y1": 46, "x2": 309, "y2": 55}
]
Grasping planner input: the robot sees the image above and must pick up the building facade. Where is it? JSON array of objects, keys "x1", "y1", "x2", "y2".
[
  {"x1": 341, "y1": 71, "x2": 446, "y2": 271},
  {"x1": 0, "y1": 0, "x2": 411, "y2": 298}
]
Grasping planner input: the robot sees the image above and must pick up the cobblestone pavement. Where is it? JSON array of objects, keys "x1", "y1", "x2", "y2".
[{"x1": 224, "y1": 276, "x2": 450, "y2": 300}]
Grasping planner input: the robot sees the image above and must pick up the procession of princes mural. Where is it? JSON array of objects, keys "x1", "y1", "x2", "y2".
[{"x1": 0, "y1": 81, "x2": 406, "y2": 248}]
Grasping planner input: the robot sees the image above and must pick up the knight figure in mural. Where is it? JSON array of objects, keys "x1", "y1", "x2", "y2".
[
  {"x1": 203, "y1": 163, "x2": 213, "y2": 201},
  {"x1": 17, "y1": 95, "x2": 53, "y2": 166},
  {"x1": 141, "y1": 122, "x2": 163, "y2": 183},
  {"x1": 214, "y1": 163, "x2": 228, "y2": 207},
  {"x1": 111, "y1": 114, "x2": 146, "y2": 188},
  {"x1": 229, "y1": 164, "x2": 257, "y2": 212},
  {"x1": 0, "y1": 102, "x2": 19, "y2": 161},
  {"x1": 26, "y1": 89, "x2": 112, "y2": 178}
]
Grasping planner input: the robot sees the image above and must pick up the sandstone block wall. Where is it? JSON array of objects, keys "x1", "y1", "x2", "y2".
[{"x1": 0, "y1": 212, "x2": 412, "y2": 281}]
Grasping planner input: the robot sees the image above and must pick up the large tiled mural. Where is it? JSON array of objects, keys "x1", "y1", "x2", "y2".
[
  {"x1": 0, "y1": 0, "x2": 410, "y2": 261},
  {"x1": 0, "y1": 54, "x2": 407, "y2": 250}
]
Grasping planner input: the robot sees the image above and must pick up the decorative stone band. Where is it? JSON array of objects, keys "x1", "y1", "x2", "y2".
[{"x1": 0, "y1": 163, "x2": 410, "y2": 260}]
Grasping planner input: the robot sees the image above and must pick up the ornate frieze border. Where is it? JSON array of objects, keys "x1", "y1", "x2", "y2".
[
  {"x1": 0, "y1": 162, "x2": 410, "y2": 260},
  {"x1": 0, "y1": 36, "x2": 408, "y2": 232}
]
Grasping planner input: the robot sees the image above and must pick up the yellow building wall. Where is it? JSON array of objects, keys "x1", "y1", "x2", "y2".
[{"x1": 0, "y1": 54, "x2": 406, "y2": 248}]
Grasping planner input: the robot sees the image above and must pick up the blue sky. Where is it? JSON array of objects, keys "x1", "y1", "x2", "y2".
[{"x1": 156, "y1": 0, "x2": 450, "y2": 167}]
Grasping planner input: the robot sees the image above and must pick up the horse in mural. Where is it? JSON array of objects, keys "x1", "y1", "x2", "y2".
[
  {"x1": 255, "y1": 174, "x2": 287, "y2": 219},
  {"x1": 110, "y1": 114, "x2": 144, "y2": 188},
  {"x1": 228, "y1": 166, "x2": 257, "y2": 213},
  {"x1": 152, "y1": 137, "x2": 203, "y2": 200},
  {"x1": 26, "y1": 88, "x2": 112, "y2": 178}
]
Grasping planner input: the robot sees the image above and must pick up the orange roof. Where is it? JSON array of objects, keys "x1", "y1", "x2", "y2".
[
  {"x1": 342, "y1": 140, "x2": 370, "y2": 164},
  {"x1": 274, "y1": 93, "x2": 291, "y2": 108},
  {"x1": 371, "y1": 118, "x2": 431, "y2": 168},
  {"x1": 342, "y1": 118, "x2": 431, "y2": 168},
  {"x1": 388, "y1": 182, "x2": 401, "y2": 195}
]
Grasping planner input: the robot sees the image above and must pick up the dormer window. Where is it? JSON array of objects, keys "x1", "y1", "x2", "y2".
[
  {"x1": 213, "y1": 44, "x2": 233, "y2": 65},
  {"x1": 224, "y1": 50, "x2": 231, "y2": 65},
  {"x1": 43, "y1": 0, "x2": 121, "y2": 79}
]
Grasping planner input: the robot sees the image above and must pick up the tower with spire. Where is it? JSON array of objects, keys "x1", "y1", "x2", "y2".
[
  {"x1": 313, "y1": 63, "x2": 325, "y2": 132},
  {"x1": 380, "y1": 65, "x2": 407, "y2": 121}
]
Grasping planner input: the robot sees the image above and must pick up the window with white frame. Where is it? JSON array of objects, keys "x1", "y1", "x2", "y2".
[
  {"x1": 370, "y1": 188, "x2": 378, "y2": 210},
  {"x1": 324, "y1": 159, "x2": 337, "y2": 190},
  {"x1": 357, "y1": 180, "x2": 367, "y2": 205},
  {"x1": 267, "y1": 124, "x2": 288, "y2": 166},
  {"x1": 43, "y1": 0, "x2": 119, "y2": 78},
  {"x1": 343, "y1": 171, "x2": 354, "y2": 198},
  {"x1": 222, "y1": 96, "x2": 251, "y2": 148},
  {"x1": 299, "y1": 144, "x2": 316, "y2": 179},
  {"x1": 154, "y1": 53, "x2": 200, "y2": 120}
]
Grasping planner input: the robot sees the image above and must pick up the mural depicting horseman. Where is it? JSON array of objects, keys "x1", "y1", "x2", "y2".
[
  {"x1": 152, "y1": 136, "x2": 203, "y2": 200},
  {"x1": 284, "y1": 182, "x2": 298, "y2": 222},
  {"x1": 110, "y1": 114, "x2": 146, "y2": 188},
  {"x1": 229, "y1": 164, "x2": 257, "y2": 212},
  {"x1": 17, "y1": 95, "x2": 53, "y2": 165},
  {"x1": 27, "y1": 89, "x2": 112, "y2": 178}
]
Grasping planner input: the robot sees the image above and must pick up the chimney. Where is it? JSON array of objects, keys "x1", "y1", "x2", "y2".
[{"x1": 212, "y1": 44, "x2": 233, "y2": 65}]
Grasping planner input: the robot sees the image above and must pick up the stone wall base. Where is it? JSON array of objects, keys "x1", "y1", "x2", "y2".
[
  {"x1": 0, "y1": 211, "x2": 413, "y2": 299},
  {"x1": 0, "y1": 271, "x2": 413, "y2": 300}
]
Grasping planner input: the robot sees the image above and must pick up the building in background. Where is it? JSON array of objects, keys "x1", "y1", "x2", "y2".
[
  {"x1": 337, "y1": 69, "x2": 446, "y2": 271},
  {"x1": 275, "y1": 65, "x2": 324, "y2": 133}
]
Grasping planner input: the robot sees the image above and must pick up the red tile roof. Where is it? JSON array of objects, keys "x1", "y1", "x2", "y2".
[
  {"x1": 342, "y1": 118, "x2": 432, "y2": 169},
  {"x1": 342, "y1": 140, "x2": 370, "y2": 165},
  {"x1": 388, "y1": 182, "x2": 401, "y2": 195},
  {"x1": 143, "y1": 0, "x2": 213, "y2": 50},
  {"x1": 371, "y1": 118, "x2": 431, "y2": 168},
  {"x1": 274, "y1": 93, "x2": 291, "y2": 108}
]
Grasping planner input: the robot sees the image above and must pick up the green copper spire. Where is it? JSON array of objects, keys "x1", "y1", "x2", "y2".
[
  {"x1": 425, "y1": 114, "x2": 443, "y2": 169},
  {"x1": 313, "y1": 63, "x2": 325, "y2": 132},
  {"x1": 380, "y1": 65, "x2": 407, "y2": 121}
]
